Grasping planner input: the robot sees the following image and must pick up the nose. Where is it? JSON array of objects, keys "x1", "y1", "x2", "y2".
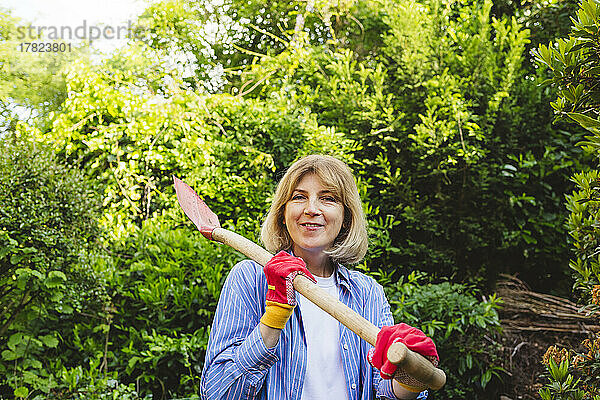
[{"x1": 304, "y1": 197, "x2": 321, "y2": 216}]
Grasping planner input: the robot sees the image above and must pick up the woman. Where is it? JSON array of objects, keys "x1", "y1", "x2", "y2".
[{"x1": 200, "y1": 155, "x2": 438, "y2": 399}]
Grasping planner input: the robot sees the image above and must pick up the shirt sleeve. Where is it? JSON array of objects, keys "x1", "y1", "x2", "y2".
[
  {"x1": 200, "y1": 261, "x2": 278, "y2": 399},
  {"x1": 377, "y1": 380, "x2": 428, "y2": 399},
  {"x1": 367, "y1": 280, "x2": 428, "y2": 400}
]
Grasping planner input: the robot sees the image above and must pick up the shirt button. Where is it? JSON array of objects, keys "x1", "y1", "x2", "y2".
[
  {"x1": 351, "y1": 383, "x2": 357, "y2": 390},
  {"x1": 343, "y1": 343, "x2": 349, "y2": 350}
]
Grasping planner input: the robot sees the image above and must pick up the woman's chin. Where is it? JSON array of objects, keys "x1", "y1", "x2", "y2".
[{"x1": 293, "y1": 243, "x2": 330, "y2": 255}]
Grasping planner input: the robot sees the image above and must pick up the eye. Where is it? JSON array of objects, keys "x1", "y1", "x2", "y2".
[
  {"x1": 291, "y1": 193, "x2": 305, "y2": 200},
  {"x1": 322, "y1": 196, "x2": 338, "y2": 202}
]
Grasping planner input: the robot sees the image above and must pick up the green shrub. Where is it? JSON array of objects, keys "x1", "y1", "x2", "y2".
[
  {"x1": 47, "y1": 358, "x2": 145, "y2": 400},
  {"x1": 537, "y1": 344, "x2": 600, "y2": 400},
  {"x1": 534, "y1": 0, "x2": 600, "y2": 300},
  {"x1": 0, "y1": 127, "x2": 102, "y2": 398},
  {"x1": 377, "y1": 271, "x2": 504, "y2": 399},
  {"x1": 538, "y1": 358, "x2": 585, "y2": 400},
  {"x1": 533, "y1": 1, "x2": 600, "y2": 396},
  {"x1": 82, "y1": 219, "x2": 245, "y2": 399},
  {"x1": 227, "y1": 0, "x2": 584, "y2": 292},
  {"x1": 3, "y1": 214, "x2": 230, "y2": 400}
]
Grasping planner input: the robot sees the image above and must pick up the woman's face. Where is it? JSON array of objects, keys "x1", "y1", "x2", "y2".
[{"x1": 284, "y1": 173, "x2": 345, "y2": 256}]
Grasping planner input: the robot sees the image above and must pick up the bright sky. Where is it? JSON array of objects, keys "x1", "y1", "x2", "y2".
[{"x1": 1, "y1": 0, "x2": 149, "y2": 52}]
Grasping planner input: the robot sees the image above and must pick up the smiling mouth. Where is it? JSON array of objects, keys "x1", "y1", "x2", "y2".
[{"x1": 300, "y1": 223, "x2": 323, "y2": 227}]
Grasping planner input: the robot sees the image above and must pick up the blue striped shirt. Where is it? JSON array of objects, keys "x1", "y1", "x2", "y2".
[{"x1": 200, "y1": 259, "x2": 428, "y2": 400}]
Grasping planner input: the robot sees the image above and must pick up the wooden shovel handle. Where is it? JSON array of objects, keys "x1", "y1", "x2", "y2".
[{"x1": 211, "y1": 227, "x2": 446, "y2": 390}]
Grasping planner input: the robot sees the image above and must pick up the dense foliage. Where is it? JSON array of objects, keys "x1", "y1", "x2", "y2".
[
  {"x1": 0, "y1": 0, "x2": 593, "y2": 398},
  {"x1": 0, "y1": 129, "x2": 102, "y2": 398},
  {"x1": 0, "y1": 8, "x2": 84, "y2": 133},
  {"x1": 379, "y1": 271, "x2": 503, "y2": 397},
  {"x1": 534, "y1": 0, "x2": 600, "y2": 396},
  {"x1": 174, "y1": 0, "x2": 587, "y2": 290}
]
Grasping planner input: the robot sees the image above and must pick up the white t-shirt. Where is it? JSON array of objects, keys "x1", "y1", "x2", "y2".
[{"x1": 298, "y1": 273, "x2": 350, "y2": 400}]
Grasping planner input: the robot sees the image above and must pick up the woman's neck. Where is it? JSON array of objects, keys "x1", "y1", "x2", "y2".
[{"x1": 291, "y1": 245, "x2": 334, "y2": 277}]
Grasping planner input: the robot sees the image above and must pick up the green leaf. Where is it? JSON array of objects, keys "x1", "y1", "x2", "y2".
[
  {"x1": 7, "y1": 333, "x2": 23, "y2": 350},
  {"x1": 562, "y1": 89, "x2": 576, "y2": 103},
  {"x1": 40, "y1": 335, "x2": 59, "y2": 348},
  {"x1": 10, "y1": 253, "x2": 23, "y2": 264},
  {"x1": 481, "y1": 369, "x2": 492, "y2": 388},
  {"x1": 128, "y1": 356, "x2": 141, "y2": 370},
  {"x1": 0, "y1": 246, "x2": 13, "y2": 260},
  {"x1": 15, "y1": 268, "x2": 43, "y2": 280},
  {"x1": 24, "y1": 358, "x2": 43, "y2": 370},
  {"x1": 57, "y1": 304, "x2": 73, "y2": 314},
  {"x1": 14, "y1": 387, "x2": 29, "y2": 398},
  {"x1": 2, "y1": 349, "x2": 20, "y2": 361},
  {"x1": 45, "y1": 270, "x2": 67, "y2": 288},
  {"x1": 584, "y1": 66, "x2": 600, "y2": 75},
  {"x1": 568, "y1": 112, "x2": 600, "y2": 132},
  {"x1": 47, "y1": 270, "x2": 67, "y2": 281},
  {"x1": 536, "y1": 44, "x2": 551, "y2": 66},
  {"x1": 50, "y1": 291, "x2": 64, "y2": 302}
]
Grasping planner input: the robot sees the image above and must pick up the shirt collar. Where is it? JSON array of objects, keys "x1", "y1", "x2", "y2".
[
  {"x1": 334, "y1": 262, "x2": 351, "y2": 290},
  {"x1": 285, "y1": 248, "x2": 351, "y2": 289}
]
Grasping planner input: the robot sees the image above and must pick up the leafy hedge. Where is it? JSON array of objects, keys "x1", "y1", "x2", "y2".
[
  {"x1": 377, "y1": 271, "x2": 503, "y2": 398},
  {"x1": 535, "y1": 0, "x2": 600, "y2": 397},
  {"x1": 0, "y1": 128, "x2": 102, "y2": 398},
  {"x1": 1, "y1": 0, "x2": 593, "y2": 398}
]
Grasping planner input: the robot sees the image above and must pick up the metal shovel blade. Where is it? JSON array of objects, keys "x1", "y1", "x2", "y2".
[{"x1": 173, "y1": 176, "x2": 221, "y2": 239}]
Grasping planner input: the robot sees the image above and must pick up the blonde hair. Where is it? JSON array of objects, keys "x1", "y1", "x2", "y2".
[{"x1": 261, "y1": 154, "x2": 368, "y2": 265}]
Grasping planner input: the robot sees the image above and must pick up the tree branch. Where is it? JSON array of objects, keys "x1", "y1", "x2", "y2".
[{"x1": 0, "y1": 290, "x2": 33, "y2": 337}]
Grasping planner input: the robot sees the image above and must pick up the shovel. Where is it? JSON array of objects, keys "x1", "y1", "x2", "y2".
[{"x1": 173, "y1": 176, "x2": 446, "y2": 391}]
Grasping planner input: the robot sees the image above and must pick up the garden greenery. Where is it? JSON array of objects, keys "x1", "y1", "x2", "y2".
[
  {"x1": 0, "y1": 0, "x2": 593, "y2": 398},
  {"x1": 535, "y1": 0, "x2": 600, "y2": 396}
]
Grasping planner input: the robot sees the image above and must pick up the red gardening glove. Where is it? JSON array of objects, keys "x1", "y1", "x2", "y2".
[
  {"x1": 260, "y1": 251, "x2": 316, "y2": 329},
  {"x1": 367, "y1": 323, "x2": 439, "y2": 391}
]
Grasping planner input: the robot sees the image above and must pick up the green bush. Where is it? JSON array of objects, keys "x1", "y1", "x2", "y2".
[
  {"x1": 535, "y1": 0, "x2": 600, "y2": 301},
  {"x1": 538, "y1": 358, "x2": 585, "y2": 400},
  {"x1": 0, "y1": 127, "x2": 102, "y2": 398},
  {"x1": 48, "y1": 358, "x2": 145, "y2": 400},
  {"x1": 534, "y1": 0, "x2": 600, "y2": 397},
  {"x1": 534, "y1": 0, "x2": 600, "y2": 344},
  {"x1": 83, "y1": 219, "x2": 245, "y2": 399},
  {"x1": 1, "y1": 212, "x2": 240, "y2": 399},
  {"x1": 377, "y1": 271, "x2": 503, "y2": 398},
  {"x1": 537, "y1": 342, "x2": 600, "y2": 400},
  {"x1": 224, "y1": 0, "x2": 584, "y2": 291}
]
